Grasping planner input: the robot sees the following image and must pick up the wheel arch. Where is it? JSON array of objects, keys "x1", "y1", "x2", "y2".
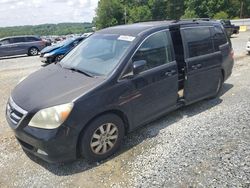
[
  {"x1": 28, "y1": 46, "x2": 39, "y2": 55},
  {"x1": 76, "y1": 109, "x2": 130, "y2": 158},
  {"x1": 221, "y1": 68, "x2": 225, "y2": 81}
]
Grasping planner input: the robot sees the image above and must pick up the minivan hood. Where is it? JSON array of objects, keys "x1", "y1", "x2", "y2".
[{"x1": 11, "y1": 64, "x2": 105, "y2": 112}]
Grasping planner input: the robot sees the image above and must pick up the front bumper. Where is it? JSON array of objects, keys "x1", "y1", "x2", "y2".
[
  {"x1": 13, "y1": 126, "x2": 78, "y2": 163},
  {"x1": 5, "y1": 99, "x2": 79, "y2": 163}
]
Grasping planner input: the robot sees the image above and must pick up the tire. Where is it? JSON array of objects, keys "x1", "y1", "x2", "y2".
[
  {"x1": 80, "y1": 114, "x2": 125, "y2": 163},
  {"x1": 210, "y1": 73, "x2": 223, "y2": 99},
  {"x1": 55, "y1": 55, "x2": 64, "y2": 62},
  {"x1": 28, "y1": 47, "x2": 39, "y2": 56}
]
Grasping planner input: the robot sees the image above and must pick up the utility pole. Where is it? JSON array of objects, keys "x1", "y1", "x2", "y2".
[
  {"x1": 124, "y1": 6, "x2": 127, "y2": 24},
  {"x1": 240, "y1": 0, "x2": 244, "y2": 18}
]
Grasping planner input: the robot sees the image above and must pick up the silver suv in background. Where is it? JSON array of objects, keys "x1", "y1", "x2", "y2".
[{"x1": 0, "y1": 36, "x2": 46, "y2": 57}]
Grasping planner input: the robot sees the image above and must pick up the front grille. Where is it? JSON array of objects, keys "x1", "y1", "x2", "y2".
[{"x1": 6, "y1": 97, "x2": 27, "y2": 126}]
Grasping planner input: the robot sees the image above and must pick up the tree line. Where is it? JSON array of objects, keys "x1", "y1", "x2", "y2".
[
  {"x1": 0, "y1": 23, "x2": 93, "y2": 38},
  {"x1": 94, "y1": 0, "x2": 250, "y2": 29}
]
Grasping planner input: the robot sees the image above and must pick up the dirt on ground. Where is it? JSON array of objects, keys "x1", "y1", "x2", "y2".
[{"x1": 0, "y1": 32, "x2": 249, "y2": 188}]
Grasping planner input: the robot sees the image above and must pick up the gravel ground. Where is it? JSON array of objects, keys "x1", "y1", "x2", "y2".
[{"x1": 0, "y1": 32, "x2": 249, "y2": 188}]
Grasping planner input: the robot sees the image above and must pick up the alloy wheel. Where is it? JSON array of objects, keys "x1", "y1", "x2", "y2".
[
  {"x1": 30, "y1": 48, "x2": 38, "y2": 56},
  {"x1": 90, "y1": 123, "x2": 118, "y2": 155}
]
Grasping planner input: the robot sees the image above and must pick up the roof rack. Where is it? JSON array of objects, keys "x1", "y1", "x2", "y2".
[{"x1": 172, "y1": 18, "x2": 211, "y2": 23}]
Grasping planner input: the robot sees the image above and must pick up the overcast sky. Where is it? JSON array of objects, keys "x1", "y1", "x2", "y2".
[{"x1": 0, "y1": 0, "x2": 99, "y2": 27}]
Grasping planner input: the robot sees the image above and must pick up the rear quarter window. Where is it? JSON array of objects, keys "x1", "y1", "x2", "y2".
[
  {"x1": 182, "y1": 27, "x2": 214, "y2": 58},
  {"x1": 11, "y1": 37, "x2": 26, "y2": 43},
  {"x1": 26, "y1": 37, "x2": 40, "y2": 42},
  {"x1": 211, "y1": 26, "x2": 228, "y2": 51}
]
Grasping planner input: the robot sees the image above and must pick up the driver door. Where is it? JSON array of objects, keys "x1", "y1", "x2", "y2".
[
  {"x1": 121, "y1": 30, "x2": 178, "y2": 127},
  {"x1": 0, "y1": 38, "x2": 12, "y2": 57}
]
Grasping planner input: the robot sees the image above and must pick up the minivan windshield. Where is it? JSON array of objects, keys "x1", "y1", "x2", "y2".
[{"x1": 60, "y1": 33, "x2": 133, "y2": 76}]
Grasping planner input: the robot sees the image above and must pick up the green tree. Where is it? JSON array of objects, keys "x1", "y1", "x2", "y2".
[
  {"x1": 213, "y1": 11, "x2": 229, "y2": 19},
  {"x1": 94, "y1": 0, "x2": 124, "y2": 29},
  {"x1": 182, "y1": 9, "x2": 198, "y2": 19},
  {"x1": 128, "y1": 5, "x2": 152, "y2": 23}
]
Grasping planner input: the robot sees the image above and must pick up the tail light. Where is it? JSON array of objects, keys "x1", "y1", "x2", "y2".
[{"x1": 41, "y1": 39, "x2": 46, "y2": 46}]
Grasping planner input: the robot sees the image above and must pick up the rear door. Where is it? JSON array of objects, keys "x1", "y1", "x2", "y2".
[
  {"x1": 26, "y1": 36, "x2": 43, "y2": 51},
  {"x1": 181, "y1": 26, "x2": 222, "y2": 104},
  {"x1": 120, "y1": 30, "x2": 178, "y2": 126}
]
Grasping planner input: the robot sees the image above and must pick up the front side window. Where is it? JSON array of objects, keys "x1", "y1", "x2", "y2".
[
  {"x1": 182, "y1": 27, "x2": 214, "y2": 58},
  {"x1": 60, "y1": 34, "x2": 132, "y2": 76},
  {"x1": 132, "y1": 31, "x2": 173, "y2": 71},
  {"x1": 0, "y1": 39, "x2": 10, "y2": 45}
]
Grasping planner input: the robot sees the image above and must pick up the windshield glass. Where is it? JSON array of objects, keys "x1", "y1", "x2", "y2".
[{"x1": 60, "y1": 34, "x2": 133, "y2": 76}]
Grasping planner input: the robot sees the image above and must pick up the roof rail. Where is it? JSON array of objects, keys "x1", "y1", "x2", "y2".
[{"x1": 173, "y1": 18, "x2": 211, "y2": 23}]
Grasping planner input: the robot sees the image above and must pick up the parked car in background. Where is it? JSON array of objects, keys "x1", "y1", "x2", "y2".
[
  {"x1": 40, "y1": 36, "x2": 86, "y2": 63},
  {"x1": 219, "y1": 19, "x2": 239, "y2": 37},
  {"x1": 247, "y1": 38, "x2": 250, "y2": 55},
  {"x1": 0, "y1": 36, "x2": 46, "y2": 57}
]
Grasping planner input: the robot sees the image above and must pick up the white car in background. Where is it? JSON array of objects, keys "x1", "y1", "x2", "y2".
[{"x1": 247, "y1": 38, "x2": 250, "y2": 54}]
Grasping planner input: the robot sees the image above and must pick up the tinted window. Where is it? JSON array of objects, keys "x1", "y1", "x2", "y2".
[
  {"x1": 182, "y1": 27, "x2": 214, "y2": 58},
  {"x1": 0, "y1": 39, "x2": 10, "y2": 45},
  {"x1": 212, "y1": 26, "x2": 227, "y2": 51},
  {"x1": 26, "y1": 37, "x2": 40, "y2": 42},
  {"x1": 12, "y1": 37, "x2": 25, "y2": 43},
  {"x1": 132, "y1": 31, "x2": 173, "y2": 71}
]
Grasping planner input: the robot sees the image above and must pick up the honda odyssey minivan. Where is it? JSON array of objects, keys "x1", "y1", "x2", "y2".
[
  {"x1": 0, "y1": 36, "x2": 46, "y2": 57},
  {"x1": 6, "y1": 20, "x2": 234, "y2": 163}
]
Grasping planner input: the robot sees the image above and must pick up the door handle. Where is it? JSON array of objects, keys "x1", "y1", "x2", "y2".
[{"x1": 191, "y1": 64, "x2": 202, "y2": 70}]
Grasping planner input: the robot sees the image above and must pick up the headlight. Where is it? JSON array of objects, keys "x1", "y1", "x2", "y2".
[
  {"x1": 29, "y1": 103, "x2": 74, "y2": 129},
  {"x1": 44, "y1": 52, "x2": 55, "y2": 58}
]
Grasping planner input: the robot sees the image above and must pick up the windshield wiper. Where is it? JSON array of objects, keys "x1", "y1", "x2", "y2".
[{"x1": 67, "y1": 67, "x2": 95, "y2": 77}]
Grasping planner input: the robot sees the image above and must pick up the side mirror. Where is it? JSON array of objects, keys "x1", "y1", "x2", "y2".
[{"x1": 133, "y1": 60, "x2": 147, "y2": 75}]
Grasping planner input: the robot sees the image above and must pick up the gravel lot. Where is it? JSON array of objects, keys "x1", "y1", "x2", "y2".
[{"x1": 0, "y1": 32, "x2": 249, "y2": 188}]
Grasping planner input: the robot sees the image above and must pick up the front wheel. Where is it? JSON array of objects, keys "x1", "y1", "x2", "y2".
[{"x1": 80, "y1": 114, "x2": 125, "y2": 163}]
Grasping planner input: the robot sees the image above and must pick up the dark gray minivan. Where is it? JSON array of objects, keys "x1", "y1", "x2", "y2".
[
  {"x1": 6, "y1": 20, "x2": 234, "y2": 163},
  {"x1": 0, "y1": 36, "x2": 46, "y2": 57}
]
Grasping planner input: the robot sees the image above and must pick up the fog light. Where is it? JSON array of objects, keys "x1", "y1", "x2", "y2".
[{"x1": 37, "y1": 149, "x2": 48, "y2": 156}]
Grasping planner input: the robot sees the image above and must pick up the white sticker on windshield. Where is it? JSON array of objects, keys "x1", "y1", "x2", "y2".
[{"x1": 118, "y1": 35, "x2": 135, "y2": 42}]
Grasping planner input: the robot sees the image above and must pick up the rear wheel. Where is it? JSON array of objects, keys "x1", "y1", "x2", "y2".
[
  {"x1": 210, "y1": 73, "x2": 223, "y2": 99},
  {"x1": 80, "y1": 114, "x2": 125, "y2": 163},
  {"x1": 28, "y1": 47, "x2": 39, "y2": 56}
]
